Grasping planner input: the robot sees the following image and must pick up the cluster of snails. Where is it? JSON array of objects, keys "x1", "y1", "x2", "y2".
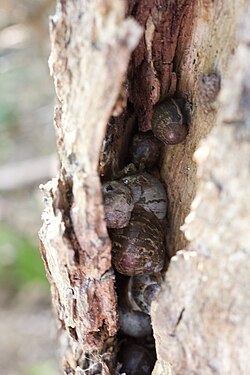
[
  {"x1": 102, "y1": 98, "x2": 188, "y2": 375},
  {"x1": 103, "y1": 172, "x2": 167, "y2": 275}
]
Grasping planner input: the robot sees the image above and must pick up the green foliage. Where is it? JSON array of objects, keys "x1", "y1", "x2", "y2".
[
  {"x1": 22, "y1": 361, "x2": 58, "y2": 375},
  {"x1": 0, "y1": 225, "x2": 48, "y2": 289}
]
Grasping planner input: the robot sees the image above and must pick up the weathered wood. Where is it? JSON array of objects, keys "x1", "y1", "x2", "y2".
[
  {"x1": 152, "y1": 4, "x2": 250, "y2": 374},
  {"x1": 100, "y1": 0, "x2": 194, "y2": 180},
  {"x1": 39, "y1": 1, "x2": 142, "y2": 373},
  {"x1": 161, "y1": 0, "x2": 248, "y2": 257},
  {"x1": 127, "y1": 0, "x2": 193, "y2": 132},
  {"x1": 39, "y1": 0, "x2": 250, "y2": 373}
]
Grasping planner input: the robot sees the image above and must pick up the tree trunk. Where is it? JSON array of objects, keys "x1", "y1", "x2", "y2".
[
  {"x1": 39, "y1": 1, "x2": 250, "y2": 374},
  {"x1": 39, "y1": 1, "x2": 142, "y2": 372}
]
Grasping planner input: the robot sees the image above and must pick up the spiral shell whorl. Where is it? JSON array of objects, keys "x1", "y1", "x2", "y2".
[
  {"x1": 111, "y1": 206, "x2": 165, "y2": 276},
  {"x1": 121, "y1": 172, "x2": 167, "y2": 220},
  {"x1": 102, "y1": 180, "x2": 134, "y2": 228},
  {"x1": 128, "y1": 274, "x2": 162, "y2": 314},
  {"x1": 152, "y1": 99, "x2": 188, "y2": 145}
]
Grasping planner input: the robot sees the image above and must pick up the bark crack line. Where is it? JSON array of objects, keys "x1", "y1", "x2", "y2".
[{"x1": 170, "y1": 307, "x2": 185, "y2": 337}]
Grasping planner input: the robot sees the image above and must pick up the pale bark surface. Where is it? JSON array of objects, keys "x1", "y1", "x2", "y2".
[
  {"x1": 39, "y1": 1, "x2": 142, "y2": 373},
  {"x1": 152, "y1": 4, "x2": 250, "y2": 374},
  {"x1": 161, "y1": 0, "x2": 248, "y2": 256}
]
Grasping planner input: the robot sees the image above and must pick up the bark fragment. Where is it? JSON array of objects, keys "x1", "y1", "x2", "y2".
[{"x1": 39, "y1": 1, "x2": 142, "y2": 372}]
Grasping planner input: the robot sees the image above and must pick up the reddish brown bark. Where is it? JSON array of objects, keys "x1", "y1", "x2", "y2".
[{"x1": 127, "y1": 0, "x2": 193, "y2": 131}]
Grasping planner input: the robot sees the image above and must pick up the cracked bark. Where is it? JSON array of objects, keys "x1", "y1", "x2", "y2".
[
  {"x1": 152, "y1": 3, "x2": 250, "y2": 374},
  {"x1": 39, "y1": 0, "x2": 250, "y2": 374},
  {"x1": 39, "y1": 1, "x2": 142, "y2": 373}
]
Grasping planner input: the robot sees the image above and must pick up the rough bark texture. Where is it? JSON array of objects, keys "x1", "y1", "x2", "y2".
[
  {"x1": 152, "y1": 4, "x2": 250, "y2": 374},
  {"x1": 99, "y1": 0, "x2": 194, "y2": 180},
  {"x1": 39, "y1": 0, "x2": 250, "y2": 374},
  {"x1": 39, "y1": 1, "x2": 142, "y2": 373},
  {"x1": 127, "y1": 0, "x2": 193, "y2": 131}
]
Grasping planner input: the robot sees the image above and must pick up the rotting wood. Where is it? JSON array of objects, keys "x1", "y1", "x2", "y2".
[
  {"x1": 100, "y1": 0, "x2": 194, "y2": 181},
  {"x1": 39, "y1": 1, "x2": 142, "y2": 373},
  {"x1": 127, "y1": 0, "x2": 193, "y2": 132},
  {"x1": 38, "y1": 0, "x2": 196, "y2": 373},
  {"x1": 38, "y1": 0, "x2": 250, "y2": 374}
]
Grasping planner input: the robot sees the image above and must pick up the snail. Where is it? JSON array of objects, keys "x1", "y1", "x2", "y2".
[
  {"x1": 118, "y1": 340, "x2": 154, "y2": 375},
  {"x1": 152, "y1": 98, "x2": 188, "y2": 145},
  {"x1": 130, "y1": 132, "x2": 161, "y2": 169},
  {"x1": 127, "y1": 274, "x2": 162, "y2": 315},
  {"x1": 102, "y1": 172, "x2": 167, "y2": 228},
  {"x1": 102, "y1": 181, "x2": 134, "y2": 228},
  {"x1": 110, "y1": 206, "x2": 165, "y2": 276},
  {"x1": 121, "y1": 172, "x2": 167, "y2": 220},
  {"x1": 118, "y1": 306, "x2": 152, "y2": 338}
]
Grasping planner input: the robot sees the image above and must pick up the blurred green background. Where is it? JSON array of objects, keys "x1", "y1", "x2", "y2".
[{"x1": 0, "y1": 1, "x2": 60, "y2": 374}]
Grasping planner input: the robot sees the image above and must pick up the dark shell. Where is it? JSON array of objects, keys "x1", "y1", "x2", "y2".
[
  {"x1": 111, "y1": 206, "x2": 165, "y2": 276},
  {"x1": 118, "y1": 306, "x2": 152, "y2": 338},
  {"x1": 121, "y1": 172, "x2": 167, "y2": 220},
  {"x1": 130, "y1": 132, "x2": 161, "y2": 168},
  {"x1": 128, "y1": 274, "x2": 162, "y2": 314},
  {"x1": 152, "y1": 99, "x2": 188, "y2": 145},
  {"x1": 119, "y1": 341, "x2": 154, "y2": 375},
  {"x1": 102, "y1": 181, "x2": 134, "y2": 228}
]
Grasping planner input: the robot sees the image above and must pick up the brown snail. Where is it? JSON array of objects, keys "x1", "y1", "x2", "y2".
[
  {"x1": 127, "y1": 274, "x2": 162, "y2": 314},
  {"x1": 110, "y1": 206, "x2": 165, "y2": 276},
  {"x1": 118, "y1": 340, "x2": 154, "y2": 375},
  {"x1": 102, "y1": 181, "x2": 134, "y2": 228},
  {"x1": 152, "y1": 98, "x2": 188, "y2": 145},
  {"x1": 103, "y1": 172, "x2": 167, "y2": 229},
  {"x1": 121, "y1": 172, "x2": 167, "y2": 220},
  {"x1": 130, "y1": 132, "x2": 161, "y2": 169}
]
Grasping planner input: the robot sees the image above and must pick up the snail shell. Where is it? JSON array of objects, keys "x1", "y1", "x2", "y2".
[
  {"x1": 118, "y1": 306, "x2": 152, "y2": 338},
  {"x1": 119, "y1": 340, "x2": 154, "y2": 375},
  {"x1": 111, "y1": 206, "x2": 165, "y2": 276},
  {"x1": 127, "y1": 274, "x2": 162, "y2": 314},
  {"x1": 130, "y1": 132, "x2": 161, "y2": 169},
  {"x1": 102, "y1": 181, "x2": 134, "y2": 228},
  {"x1": 152, "y1": 98, "x2": 188, "y2": 145},
  {"x1": 121, "y1": 172, "x2": 167, "y2": 220}
]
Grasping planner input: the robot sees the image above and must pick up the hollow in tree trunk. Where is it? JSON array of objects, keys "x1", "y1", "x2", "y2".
[{"x1": 39, "y1": 1, "x2": 250, "y2": 374}]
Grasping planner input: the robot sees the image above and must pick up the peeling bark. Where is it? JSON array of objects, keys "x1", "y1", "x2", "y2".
[
  {"x1": 39, "y1": 1, "x2": 142, "y2": 372},
  {"x1": 39, "y1": 0, "x2": 250, "y2": 374}
]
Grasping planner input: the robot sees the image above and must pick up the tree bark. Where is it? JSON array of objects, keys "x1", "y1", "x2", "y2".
[
  {"x1": 161, "y1": 0, "x2": 249, "y2": 257},
  {"x1": 152, "y1": 3, "x2": 250, "y2": 374},
  {"x1": 39, "y1": 1, "x2": 142, "y2": 373},
  {"x1": 39, "y1": 0, "x2": 250, "y2": 374}
]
